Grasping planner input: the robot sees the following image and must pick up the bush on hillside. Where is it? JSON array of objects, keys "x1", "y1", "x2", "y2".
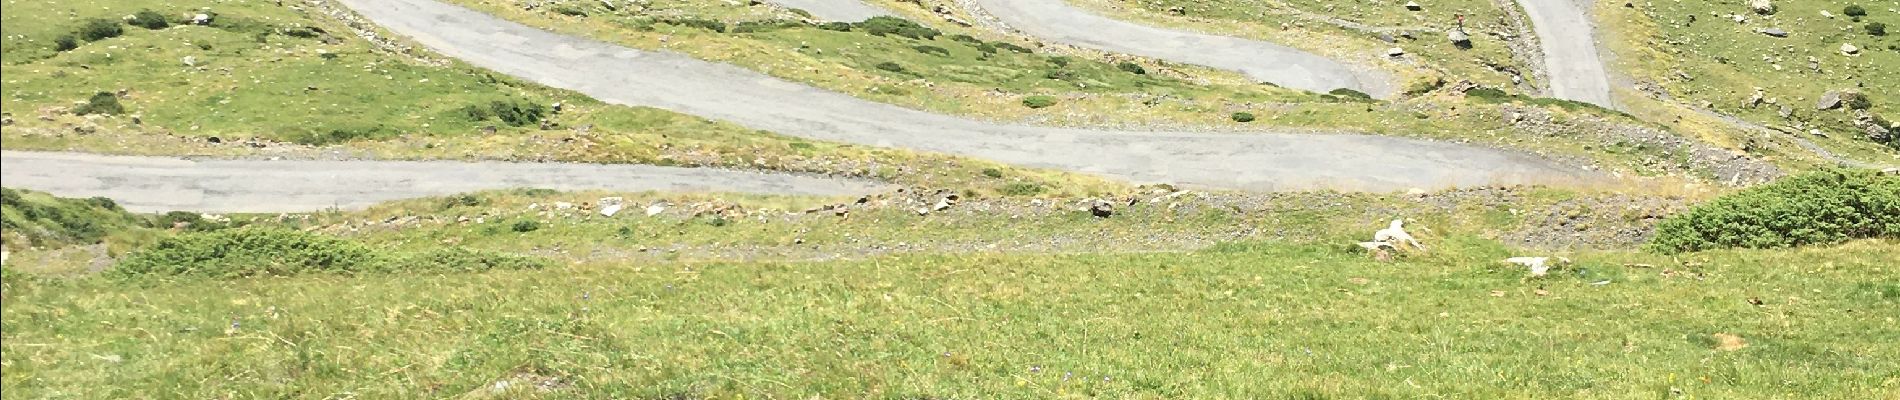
[
  {"x1": 129, "y1": 10, "x2": 170, "y2": 30},
  {"x1": 1021, "y1": 95, "x2": 1058, "y2": 109},
  {"x1": 1231, "y1": 112, "x2": 1256, "y2": 123},
  {"x1": 1116, "y1": 62, "x2": 1147, "y2": 75},
  {"x1": 912, "y1": 45, "x2": 950, "y2": 57},
  {"x1": 874, "y1": 61, "x2": 906, "y2": 73},
  {"x1": 1869, "y1": 22, "x2": 1888, "y2": 37},
  {"x1": 78, "y1": 18, "x2": 124, "y2": 41},
  {"x1": 818, "y1": 22, "x2": 852, "y2": 32},
  {"x1": 54, "y1": 35, "x2": 79, "y2": 51},
  {"x1": 1329, "y1": 88, "x2": 1374, "y2": 101},
  {"x1": 74, "y1": 92, "x2": 124, "y2": 115},
  {"x1": 1648, "y1": 169, "x2": 1899, "y2": 253},
  {"x1": 993, "y1": 42, "x2": 1033, "y2": 54},
  {"x1": 460, "y1": 99, "x2": 546, "y2": 127},
  {"x1": 854, "y1": 16, "x2": 939, "y2": 40},
  {"x1": 731, "y1": 19, "x2": 803, "y2": 33},
  {"x1": 1843, "y1": 5, "x2": 1867, "y2": 18},
  {"x1": 949, "y1": 34, "x2": 982, "y2": 44},
  {"x1": 661, "y1": 17, "x2": 727, "y2": 33},
  {"x1": 112, "y1": 228, "x2": 547, "y2": 278},
  {"x1": 1, "y1": 188, "x2": 143, "y2": 248}
]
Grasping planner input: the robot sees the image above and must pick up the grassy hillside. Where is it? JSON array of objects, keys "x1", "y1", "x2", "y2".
[
  {"x1": 1600, "y1": 1, "x2": 1899, "y2": 151},
  {"x1": 4, "y1": 173, "x2": 1898, "y2": 397},
  {"x1": 0, "y1": 0, "x2": 1111, "y2": 195},
  {"x1": 0, "y1": 188, "x2": 149, "y2": 250},
  {"x1": 1060, "y1": 0, "x2": 1537, "y2": 94},
  {"x1": 4, "y1": 234, "x2": 1895, "y2": 397}
]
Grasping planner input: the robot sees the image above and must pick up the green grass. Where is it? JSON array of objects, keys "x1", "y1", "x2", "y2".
[
  {"x1": 5, "y1": 237, "x2": 1895, "y2": 397},
  {"x1": 1062, "y1": 0, "x2": 1536, "y2": 91},
  {"x1": 1599, "y1": 0, "x2": 1900, "y2": 150},
  {"x1": 1, "y1": 188, "x2": 152, "y2": 251},
  {"x1": 0, "y1": 0, "x2": 1116, "y2": 196}
]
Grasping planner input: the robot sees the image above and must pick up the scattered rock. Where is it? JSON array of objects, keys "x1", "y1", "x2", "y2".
[
  {"x1": 192, "y1": 13, "x2": 212, "y2": 25},
  {"x1": 1816, "y1": 90, "x2": 1844, "y2": 110},
  {"x1": 1448, "y1": 29, "x2": 1471, "y2": 46},
  {"x1": 181, "y1": 56, "x2": 197, "y2": 66},
  {"x1": 1088, "y1": 200, "x2": 1114, "y2": 218},
  {"x1": 1405, "y1": 1, "x2": 1423, "y2": 11},
  {"x1": 1756, "y1": 28, "x2": 1787, "y2": 38},
  {"x1": 1386, "y1": 47, "x2": 1406, "y2": 57},
  {"x1": 1840, "y1": 43, "x2": 1860, "y2": 55},
  {"x1": 1504, "y1": 256, "x2": 1568, "y2": 276},
  {"x1": 644, "y1": 203, "x2": 666, "y2": 216},
  {"x1": 598, "y1": 197, "x2": 623, "y2": 217},
  {"x1": 1749, "y1": 0, "x2": 1774, "y2": 15}
]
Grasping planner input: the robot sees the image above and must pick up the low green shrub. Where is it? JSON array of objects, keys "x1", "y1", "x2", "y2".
[
  {"x1": 1843, "y1": 5, "x2": 1867, "y2": 18},
  {"x1": 553, "y1": 5, "x2": 588, "y2": 17},
  {"x1": 912, "y1": 45, "x2": 950, "y2": 57},
  {"x1": 949, "y1": 34, "x2": 982, "y2": 44},
  {"x1": 1, "y1": 188, "x2": 144, "y2": 248},
  {"x1": 1870, "y1": 22, "x2": 1888, "y2": 36},
  {"x1": 1328, "y1": 88, "x2": 1373, "y2": 101},
  {"x1": 112, "y1": 228, "x2": 547, "y2": 278},
  {"x1": 461, "y1": 99, "x2": 547, "y2": 127},
  {"x1": 1116, "y1": 62, "x2": 1147, "y2": 75},
  {"x1": 981, "y1": 168, "x2": 1005, "y2": 178},
  {"x1": 1231, "y1": 112, "x2": 1256, "y2": 123},
  {"x1": 74, "y1": 92, "x2": 124, "y2": 115},
  {"x1": 54, "y1": 35, "x2": 79, "y2": 51},
  {"x1": 77, "y1": 18, "x2": 124, "y2": 41},
  {"x1": 818, "y1": 22, "x2": 852, "y2": 32},
  {"x1": 129, "y1": 10, "x2": 170, "y2": 30},
  {"x1": 511, "y1": 220, "x2": 542, "y2": 233},
  {"x1": 874, "y1": 61, "x2": 906, "y2": 73},
  {"x1": 661, "y1": 17, "x2": 727, "y2": 33},
  {"x1": 1021, "y1": 95, "x2": 1058, "y2": 109},
  {"x1": 1648, "y1": 169, "x2": 1899, "y2": 253},
  {"x1": 993, "y1": 42, "x2": 1033, "y2": 54},
  {"x1": 1000, "y1": 182, "x2": 1045, "y2": 196},
  {"x1": 854, "y1": 16, "x2": 938, "y2": 40},
  {"x1": 731, "y1": 19, "x2": 804, "y2": 33}
]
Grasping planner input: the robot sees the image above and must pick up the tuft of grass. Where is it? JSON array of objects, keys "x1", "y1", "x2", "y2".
[
  {"x1": 0, "y1": 187, "x2": 146, "y2": 249},
  {"x1": 110, "y1": 227, "x2": 546, "y2": 279}
]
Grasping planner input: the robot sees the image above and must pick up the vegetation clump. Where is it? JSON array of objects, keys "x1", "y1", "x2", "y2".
[
  {"x1": 460, "y1": 99, "x2": 547, "y2": 127},
  {"x1": 1649, "y1": 169, "x2": 1899, "y2": 253},
  {"x1": 112, "y1": 228, "x2": 545, "y2": 278},
  {"x1": 1021, "y1": 95, "x2": 1058, "y2": 109},
  {"x1": 77, "y1": 18, "x2": 123, "y2": 41},
  {"x1": 128, "y1": 10, "x2": 170, "y2": 30},
  {"x1": 1, "y1": 188, "x2": 143, "y2": 248},
  {"x1": 853, "y1": 16, "x2": 939, "y2": 40},
  {"x1": 1231, "y1": 112, "x2": 1256, "y2": 122},
  {"x1": 73, "y1": 92, "x2": 124, "y2": 115},
  {"x1": 1116, "y1": 62, "x2": 1147, "y2": 75}
]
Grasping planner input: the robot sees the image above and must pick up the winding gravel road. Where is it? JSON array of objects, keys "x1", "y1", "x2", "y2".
[
  {"x1": 966, "y1": 0, "x2": 1395, "y2": 98},
  {"x1": 335, "y1": 0, "x2": 1589, "y2": 192},
  {"x1": 768, "y1": 0, "x2": 891, "y2": 21},
  {"x1": 1516, "y1": 0, "x2": 1616, "y2": 108},
  {"x1": 0, "y1": 152, "x2": 885, "y2": 213}
]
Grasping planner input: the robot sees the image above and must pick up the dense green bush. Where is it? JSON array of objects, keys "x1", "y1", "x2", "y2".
[
  {"x1": 129, "y1": 10, "x2": 170, "y2": 30},
  {"x1": 511, "y1": 220, "x2": 541, "y2": 233},
  {"x1": 1021, "y1": 95, "x2": 1058, "y2": 109},
  {"x1": 661, "y1": 17, "x2": 727, "y2": 33},
  {"x1": 77, "y1": 18, "x2": 124, "y2": 41},
  {"x1": 731, "y1": 19, "x2": 804, "y2": 33},
  {"x1": 1843, "y1": 5, "x2": 1867, "y2": 18},
  {"x1": 1648, "y1": 169, "x2": 1899, "y2": 253},
  {"x1": 854, "y1": 16, "x2": 939, "y2": 40},
  {"x1": 1328, "y1": 88, "x2": 1374, "y2": 101},
  {"x1": 112, "y1": 228, "x2": 547, "y2": 278},
  {"x1": 461, "y1": 99, "x2": 547, "y2": 127},
  {"x1": 553, "y1": 5, "x2": 588, "y2": 17},
  {"x1": 1869, "y1": 22, "x2": 1888, "y2": 37},
  {"x1": 54, "y1": 35, "x2": 79, "y2": 51},
  {"x1": 1231, "y1": 112, "x2": 1256, "y2": 123},
  {"x1": 74, "y1": 92, "x2": 124, "y2": 115},
  {"x1": 1116, "y1": 62, "x2": 1147, "y2": 75},
  {"x1": 1, "y1": 188, "x2": 143, "y2": 248},
  {"x1": 949, "y1": 34, "x2": 982, "y2": 44},
  {"x1": 1000, "y1": 182, "x2": 1045, "y2": 196},
  {"x1": 72, "y1": 92, "x2": 123, "y2": 115},
  {"x1": 818, "y1": 22, "x2": 852, "y2": 32},
  {"x1": 912, "y1": 45, "x2": 950, "y2": 57},
  {"x1": 874, "y1": 61, "x2": 906, "y2": 73},
  {"x1": 993, "y1": 42, "x2": 1033, "y2": 54}
]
